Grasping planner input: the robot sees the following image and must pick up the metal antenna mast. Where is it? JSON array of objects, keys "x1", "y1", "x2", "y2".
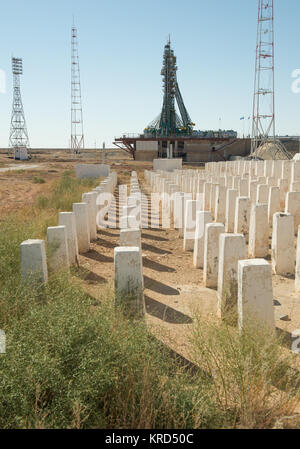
[
  {"x1": 251, "y1": 0, "x2": 275, "y2": 157},
  {"x1": 8, "y1": 57, "x2": 30, "y2": 157},
  {"x1": 71, "y1": 22, "x2": 84, "y2": 154}
]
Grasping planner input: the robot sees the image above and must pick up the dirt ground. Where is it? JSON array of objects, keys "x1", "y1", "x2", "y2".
[
  {"x1": 0, "y1": 148, "x2": 146, "y2": 215},
  {"x1": 1, "y1": 148, "x2": 300, "y2": 382},
  {"x1": 78, "y1": 169, "x2": 300, "y2": 366}
]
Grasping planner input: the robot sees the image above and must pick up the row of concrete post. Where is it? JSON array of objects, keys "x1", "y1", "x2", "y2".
[
  {"x1": 20, "y1": 168, "x2": 147, "y2": 319},
  {"x1": 18, "y1": 159, "x2": 300, "y2": 331},
  {"x1": 119, "y1": 171, "x2": 150, "y2": 230},
  {"x1": 114, "y1": 172, "x2": 145, "y2": 316},
  {"x1": 143, "y1": 159, "x2": 300, "y2": 331},
  {"x1": 20, "y1": 172, "x2": 118, "y2": 284}
]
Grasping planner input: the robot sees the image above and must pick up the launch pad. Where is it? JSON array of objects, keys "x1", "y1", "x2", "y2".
[{"x1": 114, "y1": 38, "x2": 243, "y2": 162}]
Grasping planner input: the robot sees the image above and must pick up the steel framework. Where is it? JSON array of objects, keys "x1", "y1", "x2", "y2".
[
  {"x1": 251, "y1": 0, "x2": 276, "y2": 156},
  {"x1": 251, "y1": 0, "x2": 292, "y2": 160},
  {"x1": 145, "y1": 38, "x2": 194, "y2": 137},
  {"x1": 71, "y1": 23, "x2": 84, "y2": 154},
  {"x1": 8, "y1": 57, "x2": 30, "y2": 156}
]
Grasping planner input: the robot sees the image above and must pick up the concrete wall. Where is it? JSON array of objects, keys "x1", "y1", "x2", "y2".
[
  {"x1": 136, "y1": 141, "x2": 158, "y2": 151},
  {"x1": 153, "y1": 158, "x2": 183, "y2": 171},
  {"x1": 135, "y1": 151, "x2": 157, "y2": 161},
  {"x1": 185, "y1": 139, "x2": 251, "y2": 163},
  {"x1": 75, "y1": 164, "x2": 110, "y2": 179},
  {"x1": 134, "y1": 139, "x2": 251, "y2": 163}
]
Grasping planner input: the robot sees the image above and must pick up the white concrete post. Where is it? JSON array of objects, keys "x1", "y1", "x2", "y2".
[
  {"x1": 295, "y1": 225, "x2": 300, "y2": 292},
  {"x1": 233, "y1": 176, "x2": 240, "y2": 190},
  {"x1": 58, "y1": 212, "x2": 79, "y2": 265},
  {"x1": 272, "y1": 212, "x2": 295, "y2": 275},
  {"x1": 268, "y1": 186, "x2": 280, "y2": 225},
  {"x1": 234, "y1": 197, "x2": 250, "y2": 242},
  {"x1": 173, "y1": 192, "x2": 184, "y2": 230},
  {"x1": 257, "y1": 184, "x2": 269, "y2": 204},
  {"x1": 267, "y1": 177, "x2": 277, "y2": 187},
  {"x1": 204, "y1": 182, "x2": 212, "y2": 211},
  {"x1": 120, "y1": 205, "x2": 130, "y2": 229},
  {"x1": 292, "y1": 161, "x2": 300, "y2": 183},
  {"x1": 203, "y1": 223, "x2": 225, "y2": 288},
  {"x1": 169, "y1": 185, "x2": 179, "y2": 214},
  {"x1": 119, "y1": 184, "x2": 128, "y2": 208},
  {"x1": 215, "y1": 185, "x2": 227, "y2": 224},
  {"x1": 248, "y1": 203, "x2": 269, "y2": 258},
  {"x1": 238, "y1": 259, "x2": 275, "y2": 332},
  {"x1": 179, "y1": 193, "x2": 192, "y2": 237},
  {"x1": 257, "y1": 177, "x2": 266, "y2": 186},
  {"x1": 183, "y1": 200, "x2": 201, "y2": 251},
  {"x1": 264, "y1": 160, "x2": 273, "y2": 178},
  {"x1": 82, "y1": 192, "x2": 97, "y2": 241},
  {"x1": 290, "y1": 181, "x2": 300, "y2": 193},
  {"x1": 47, "y1": 226, "x2": 69, "y2": 272},
  {"x1": 210, "y1": 183, "x2": 219, "y2": 219},
  {"x1": 249, "y1": 180, "x2": 258, "y2": 204},
  {"x1": 193, "y1": 211, "x2": 213, "y2": 268},
  {"x1": 278, "y1": 178, "x2": 289, "y2": 210},
  {"x1": 256, "y1": 161, "x2": 264, "y2": 177},
  {"x1": 114, "y1": 246, "x2": 145, "y2": 317},
  {"x1": 225, "y1": 188, "x2": 238, "y2": 233},
  {"x1": 272, "y1": 160, "x2": 283, "y2": 179},
  {"x1": 128, "y1": 194, "x2": 142, "y2": 228},
  {"x1": 73, "y1": 202, "x2": 90, "y2": 253},
  {"x1": 120, "y1": 228, "x2": 141, "y2": 248},
  {"x1": 219, "y1": 176, "x2": 226, "y2": 187},
  {"x1": 217, "y1": 233, "x2": 247, "y2": 319},
  {"x1": 90, "y1": 190, "x2": 99, "y2": 227},
  {"x1": 239, "y1": 178, "x2": 248, "y2": 197},
  {"x1": 20, "y1": 239, "x2": 48, "y2": 284},
  {"x1": 282, "y1": 160, "x2": 292, "y2": 180},
  {"x1": 226, "y1": 176, "x2": 233, "y2": 189},
  {"x1": 285, "y1": 191, "x2": 300, "y2": 233}
]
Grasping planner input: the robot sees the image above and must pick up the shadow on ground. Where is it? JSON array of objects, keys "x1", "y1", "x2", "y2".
[{"x1": 145, "y1": 295, "x2": 192, "y2": 324}]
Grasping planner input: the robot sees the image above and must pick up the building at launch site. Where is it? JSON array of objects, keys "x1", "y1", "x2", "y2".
[{"x1": 114, "y1": 38, "x2": 250, "y2": 162}]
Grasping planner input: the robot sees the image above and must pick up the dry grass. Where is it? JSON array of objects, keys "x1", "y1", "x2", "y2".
[
  {"x1": 191, "y1": 315, "x2": 300, "y2": 428},
  {"x1": 0, "y1": 170, "x2": 299, "y2": 428}
]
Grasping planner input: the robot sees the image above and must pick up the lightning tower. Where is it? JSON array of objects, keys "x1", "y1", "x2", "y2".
[
  {"x1": 251, "y1": 0, "x2": 292, "y2": 159},
  {"x1": 71, "y1": 22, "x2": 84, "y2": 154},
  {"x1": 251, "y1": 0, "x2": 275, "y2": 157},
  {"x1": 8, "y1": 57, "x2": 30, "y2": 157}
]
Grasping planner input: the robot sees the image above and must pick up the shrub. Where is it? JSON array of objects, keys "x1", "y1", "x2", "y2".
[
  {"x1": 0, "y1": 206, "x2": 217, "y2": 429},
  {"x1": 0, "y1": 266, "x2": 217, "y2": 429},
  {"x1": 0, "y1": 171, "x2": 299, "y2": 429},
  {"x1": 32, "y1": 177, "x2": 46, "y2": 184},
  {"x1": 36, "y1": 172, "x2": 98, "y2": 212},
  {"x1": 191, "y1": 316, "x2": 300, "y2": 429}
]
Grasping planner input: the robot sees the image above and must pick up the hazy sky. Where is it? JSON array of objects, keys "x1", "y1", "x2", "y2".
[{"x1": 0, "y1": 0, "x2": 300, "y2": 148}]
